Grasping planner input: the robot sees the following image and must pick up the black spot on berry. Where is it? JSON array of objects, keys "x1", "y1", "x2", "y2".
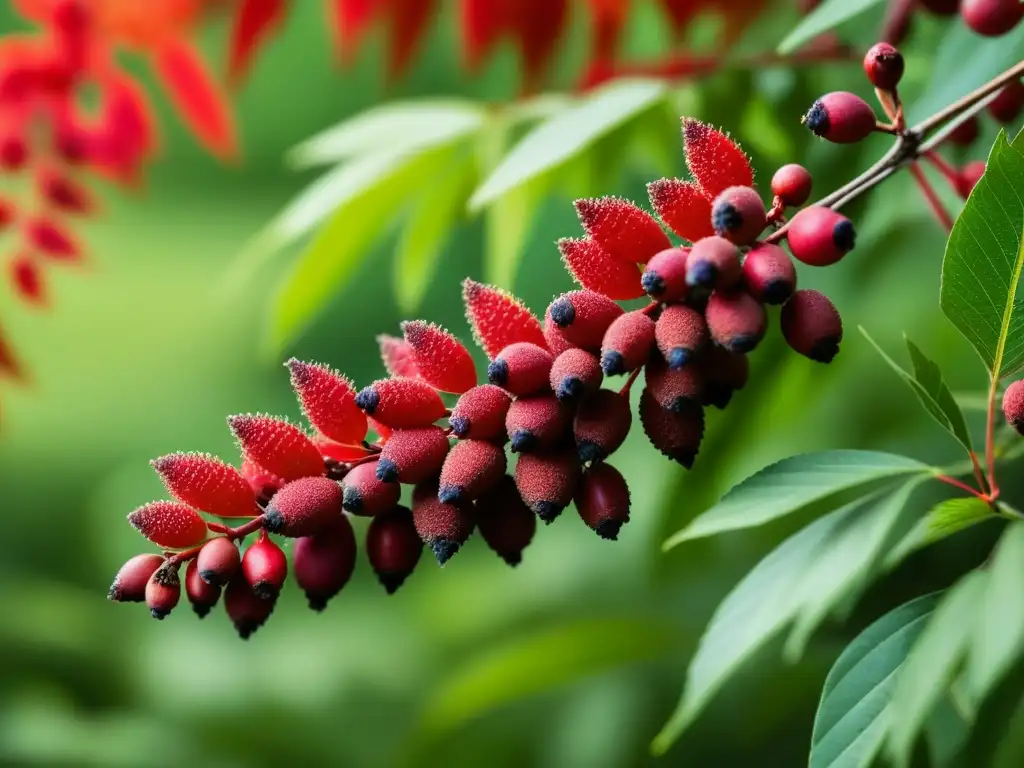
[
  {"x1": 595, "y1": 520, "x2": 623, "y2": 541},
  {"x1": 686, "y1": 259, "x2": 717, "y2": 288},
  {"x1": 712, "y1": 201, "x2": 742, "y2": 235},
  {"x1": 375, "y1": 457, "x2": 399, "y2": 483},
  {"x1": 832, "y1": 220, "x2": 856, "y2": 252},
  {"x1": 641, "y1": 270, "x2": 665, "y2": 296},
  {"x1": 600, "y1": 350, "x2": 626, "y2": 376},
  {"x1": 354, "y1": 386, "x2": 379, "y2": 414},
  {"x1": 430, "y1": 538, "x2": 460, "y2": 565},
  {"x1": 804, "y1": 100, "x2": 829, "y2": 136},
  {"x1": 550, "y1": 298, "x2": 575, "y2": 326},
  {"x1": 487, "y1": 358, "x2": 509, "y2": 386}
]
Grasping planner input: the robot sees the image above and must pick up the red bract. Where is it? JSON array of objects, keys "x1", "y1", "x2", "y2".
[
  {"x1": 558, "y1": 238, "x2": 644, "y2": 301},
  {"x1": 286, "y1": 359, "x2": 366, "y2": 446},
  {"x1": 647, "y1": 179, "x2": 716, "y2": 243},
  {"x1": 463, "y1": 278, "x2": 548, "y2": 358},
  {"x1": 228, "y1": 414, "x2": 324, "y2": 481},
  {"x1": 227, "y1": 0, "x2": 288, "y2": 86},
  {"x1": 151, "y1": 452, "x2": 259, "y2": 519},
  {"x1": 401, "y1": 320, "x2": 477, "y2": 394},
  {"x1": 128, "y1": 501, "x2": 209, "y2": 550},
  {"x1": 575, "y1": 197, "x2": 672, "y2": 263},
  {"x1": 682, "y1": 119, "x2": 754, "y2": 197},
  {"x1": 377, "y1": 334, "x2": 420, "y2": 378},
  {"x1": 10, "y1": 255, "x2": 45, "y2": 306}
]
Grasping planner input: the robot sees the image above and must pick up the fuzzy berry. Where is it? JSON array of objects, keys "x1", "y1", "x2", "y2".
[
  {"x1": 863, "y1": 43, "x2": 904, "y2": 90},
  {"x1": 476, "y1": 475, "x2": 536, "y2": 566},
  {"x1": 601, "y1": 311, "x2": 656, "y2": 376},
  {"x1": 342, "y1": 460, "x2": 402, "y2": 515},
  {"x1": 547, "y1": 291, "x2": 624, "y2": 351},
  {"x1": 355, "y1": 378, "x2": 447, "y2": 429},
  {"x1": 1002, "y1": 380, "x2": 1024, "y2": 434},
  {"x1": 224, "y1": 574, "x2": 275, "y2": 639},
  {"x1": 646, "y1": 354, "x2": 704, "y2": 413},
  {"x1": 146, "y1": 567, "x2": 181, "y2": 620},
  {"x1": 506, "y1": 394, "x2": 572, "y2": 453},
  {"x1": 743, "y1": 243, "x2": 797, "y2": 305},
  {"x1": 439, "y1": 439, "x2": 507, "y2": 503},
  {"x1": 699, "y1": 346, "x2": 749, "y2": 409},
  {"x1": 575, "y1": 463, "x2": 631, "y2": 540},
  {"x1": 639, "y1": 389, "x2": 705, "y2": 468},
  {"x1": 514, "y1": 446, "x2": 582, "y2": 523},
  {"x1": 781, "y1": 289, "x2": 844, "y2": 363},
  {"x1": 264, "y1": 476, "x2": 343, "y2": 537},
  {"x1": 771, "y1": 164, "x2": 813, "y2": 207},
  {"x1": 988, "y1": 80, "x2": 1024, "y2": 123},
  {"x1": 786, "y1": 206, "x2": 856, "y2": 266},
  {"x1": 686, "y1": 236, "x2": 742, "y2": 290},
  {"x1": 543, "y1": 313, "x2": 576, "y2": 357},
  {"x1": 293, "y1": 515, "x2": 357, "y2": 610},
  {"x1": 550, "y1": 348, "x2": 603, "y2": 402},
  {"x1": 376, "y1": 427, "x2": 451, "y2": 484},
  {"x1": 241, "y1": 533, "x2": 288, "y2": 599},
  {"x1": 711, "y1": 186, "x2": 767, "y2": 246},
  {"x1": 196, "y1": 537, "x2": 241, "y2": 586},
  {"x1": 655, "y1": 304, "x2": 708, "y2": 368},
  {"x1": 641, "y1": 247, "x2": 690, "y2": 302},
  {"x1": 705, "y1": 291, "x2": 767, "y2": 354},
  {"x1": 948, "y1": 117, "x2": 980, "y2": 147},
  {"x1": 412, "y1": 479, "x2": 475, "y2": 565},
  {"x1": 367, "y1": 506, "x2": 423, "y2": 592},
  {"x1": 108, "y1": 553, "x2": 164, "y2": 602},
  {"x1": 960, "y1": 0, "x2": 1022, "y2": 36},
  {"x1": 957, "y1": 161, "x2": 986, "y2": 197},
  {"x1": 803, "y1": 92, "x2": 877, "y2": 144},
  {"x1": 488, "y1": 342, "x2": 555, "y2": 396},
  {"x1": 185, "y1": 559, "x2": 220, "y2": 618},
  {"x1": 574, "y1": 389, "x2": 632, "y2": 462},
  {"x1": 449, "y1": 385, "x2": 512, "y2": 440}
]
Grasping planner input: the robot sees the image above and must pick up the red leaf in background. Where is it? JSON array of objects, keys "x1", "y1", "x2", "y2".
[
  {"x1": 715, "y1": 0, "x2": 767, "y2": 46},
  {"x1": 585, "y1": 0, "x2": 630, "y2": 64},
  {"x1": 330, "y1": 0, "x2": 377, "y2": 62},
  {"x1": 0, "y1": 324, "x2": 22, "y2": 381},
  {"x1": 10, "y1": 254, "x2": 45, "y2": 306},
  {"x1": 558, "y1": 238, "x2": 644, "y2": 300},
  {"x1": 39, "y1": 169, "x2": 93, "y2": 213},
  {"x1": 151, "y1": 452, "x2": 260, "y2": 519},
  {"x1": 228, "y1": 0, "x2": 288, "y2": 86},
  {"x1": 128, "y1": 500, "x2": 209, "y2": 549},
  {"x1": 574, "y1": 197, "x2": 672, "y2": 263},
  {"x1": 151, "y1": 39, "x2": 238, "y2": 161},
  {"x1": 86, "y1": 70, "x2": 158, "y2": 184},
  {"x1": 228, "y1": 414, "x2": 324, "y2": 481},
  {"x1": 507, "y1": 0, "x2": 569, "y2": 92},
  {"x1": 312, "y1": 435, "x2": 372, "y2": 462},
  {"x1": 384, "y1": 0, "x2": 439, "y2": 81},
  {"x1": 462, "y1": 278, "x2": 548, "y2": 359},
  {"x1": 286, "y1": 358, "x2": 367, "y2": 445},
  {"x1": 27, "y1": 218, "x2": 80, "y2": 260},
  {"x1": 0, "y1": 135, "x2": 29, "y2": 171},
  {"x1": 0, "y1": 198, "x2": 17, "y2": 230},
  {"x1": 647, "y1": 178, "x2": 715, "y2": 242},
  {"x1": 377, "y1": 334, "x2": 420, "y2": 379},
  {"x1": 401, "y1": 320, "x2": 477, "y2": 394},
  {"x1": 460, "y1": 0, "x2": 506, "y2": 71},
  {"x1": 682, "y1": 118, "x2": 754, "y2": 197},
  {"x1": 657, "y1": 0, "x2": 699, "y2": 37}
]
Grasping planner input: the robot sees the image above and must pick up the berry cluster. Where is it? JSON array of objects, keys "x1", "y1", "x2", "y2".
[{"x1": 918, "y1": 0, "x2": 1022, "y2": 37}]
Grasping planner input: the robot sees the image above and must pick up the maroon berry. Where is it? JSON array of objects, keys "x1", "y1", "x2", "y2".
[
  {"x1": 515, "y1": 446, "x2": 582, "y2": 523},
  {"x1": 506, "y1": 394, "x2": 572, "y2": 453},
  {"x1": 196, "y1": 536, "x2": 241, "y2": 586},
  {"x1": 185, "y1": 559, "x2": 220, "y2": 618},
  {"x1": 264, "y1": 476, "x2": 342, "y2": 537},
  {"x1": 639, "y1": 389, "x2": 705, "y2": 468},
  {"x1": 743, "y1": 243, "x2": 797, "y2": 304},
  {"x1": 771, "y1": 164, "x2": 813, "y2": 207},
  {"x1": 145, "y1": 566, "x2": 181, "y2": 620},
  {"x1": 108, "y1": 553, "x2": 164, "y2": 602},
  {"x1": 341, "y1": 460, "x2": 402, "y2": 514},
  {"x1": 699, "y1": 346, "x2": 749, "y2": 409},
  {"x1": 686, "y1": 236, "x2": 742, "y2": 290},
  {"x1": 241, "y1": 533, "x2": 288, "y2": 599},
  {"x1": 947, "y1": 117, "x2": 979, "y2": 147},
  {"x1": 1002, "y1": 379, "x2": 1024, "y2": 434},
  {"x1": 450, "y1": 384, "x2": 511, "y2": 440},
  {"x1": 711, "y1": 186, "x2": 767, "y2": 246},
  {"x1": 787, "y1": 206, "x2": 856, "y2": 266},
  {"x1": 224, "y1": 574, "x2": 275, "y2": 639},
  {"x1": 367, "y1": 505, "x2": 423, "y2": 592},
  {"x1": 476, "y1": 475, "x2": 537, "y2": 566},
  {"x1": 376, "y1": 427, "x2": 450, "y2": 485},
  {"x1": 438, "y1": 439, "x2": 507, "y2": 503},
  {"x1": 488, "y1": 342, "x2": 554, "y2": 396},
  {"x1": 705, "y1": 290, "x2": 767, "y2": 353},
  {"x1": 412, "y1": 479, "x2": 475, "y2": 565},
  {"x1": 601, "y1": 310, "x2": 656, "y2": 375},
  {"x1": 655, "y1": 304, "x2": 708, "y2": 368},
  {"x1": 803, "y1": 92, "x2": 877, "y2": 143},
  {"x1": 919, "y1": 0, "x2": 961, "y2": 14},
  {"x1": 546, "y1": 291, "x2": 624, "y2": 351},
  {"x1": 642, "y1": 247, "x2": 690, "y2": 302},
  {"x1": 550, "y1": 348, "x2": 603, "y2": 402},
  {"x1": 863, "y1": 43, "x2": 905, "y2": 90},
  {"x1": 575, "y1": 463, "x2": 631, "y2": 540},
  {"x1": 646, "y1": 354, "x2": 704, "y2": 412},
  {"x1": 957, "y1": 161, "x2": 986, "y2": 197},
  {"x1": 960, "y1": 0, "x2": 1022, "y2": 36},
  {"x1": 574, "y1": 389, "x2": 632, "y2": 462},
  {"x1": 293, "y1": 514, "x2": 357, "y2": 610},
  {"x1": 988, "y1": 80, "x2": 1024, "y2": 123},
  {"x1": 781, "y1": 289, "x2": 844, "y2": 363}
]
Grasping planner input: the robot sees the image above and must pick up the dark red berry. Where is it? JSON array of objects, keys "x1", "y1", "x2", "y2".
[
  {"x1": 686, "y1": 236, "x2": 742, "y2": 290},
  {"x1": 988, "y1": 80, "x2": 1024, "y2": 123},
  {"x1": 699, "y1": 346, "x2": 749, "y2": 409},
  {"x1": 601, "y1": 310, "x2": 656, "y2": 375},
  {"x1": 743, "y1": 243, "x2": 797, "y2": 305},
  {"x1": 241, "y1": 533, "x2": 288, "y2": 599},
  {"x1": 960, "y1": 0, "x2": 1022, "y2": 36},
  {"x1": 550, "y1": 348, "x2": 603, "y2": 401},
  {"x1": 547, "y1": 291, "x2": 624, "y2": 351},
  {"x1": 957, "y1": 161, "x2": 986, "y2": 197},
  {"x1": 412, "y1": 479, "x2": 475, "y2": 565},
  {"x1": 646, "y1": 354, "x2": 704, "y2": 412},
  {"x1": 575, "y1": 463, "x2": 631, "y2": 540},
  {"x1": 863, "y1": 43, "x2": 905, "y2": 90},
  {"x1": 354, "y1": 377, "x2": 447, "y2": 428},
  {"x1": 476, "y1": 475, "x2": 536, "y2": 566},
  {"x1": 655, "y1": 304, "x2": 708, "y2": 368},
  {"x1": 506, "y1": 394, "x2": 572, "y2": 453},
  {"x1": 196, "y1": 537, "x2": 241, "y2": 586},
  {"x1": 438, "y1": 439, "x2": 507, "y2": 503},
  {"x1": 293, "y1": 514, "x2": 357, "y2": 610},
  {"x1": 376, "y1": 427, "x2": 450, "y2": 485},
  {"x1": 711, "y1": 186, "x2": 767, "y2": 246},
  {"x1": 342, "y1": 460, "x2": 402, "y2": 515},
  {"x1": 0, "y1": 136, "x2": 27, "y2": 170},
  {"x1": 264, "y1": 476, "x2": 342, "y2": 537},
  {"x1": 639, "y1": 389, "x2": 705, "y2": 468},
  {"x1": 224, "y1": 574, "x2": 275, "y2": 639},
  {"x1": 803, "y1": 92, "x2": 877, "y2": 143},
  {"x1": 705, "y1": 290, "x2": 767, "y2": 353},
  {"x1": 185, "y1": 559, "x2": 220, "y2": 618},
  {"x1": 787, "y1": 206, "x2": 856, "y2": 266},
  {"x1": 108, "y1": 553, "x2": 164, "y2": 602},
  {"x1": 514, "y1": 446, "x2": 582, "y2": 523},
  {"x1": 145, "y1": 567, "x2": 181, "y2": 620},
  {"x1": 450, "y1": 385, "x2": 511, "y2": 440},
  {"x1": 488, "y1": 342, "x2": 554, "y2": 396},
  {"x1": 781, "y1": 289, "x2": 843, "y2": 363},
  {"x1": 771, "y1": 164, "x2": 813, "y2": 207},
  {"x1": 642, "y1": 247, "x2": 690, "y2": 303},
  {"x1": 948, "y1": 117, "x2": 979, "y2": 147},
  {"x1": 1002, "y1": 379, "x2": 1024, "y2": 434},
  {"x1": 574, "y1": 389, "x2": 633, "y2": 462},
  {"x1": 367, "y1": 506, "x2": 423, "y2": 592}
]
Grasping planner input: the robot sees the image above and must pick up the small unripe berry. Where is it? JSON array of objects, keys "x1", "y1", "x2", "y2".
[
  {"x1": 771, "y1": 164, "x2": 813, "y2": 207},
  {"x1": 412, "y1": 479, "x2": 475, "y2": 565},
  {"x1": 224, "y1": 574, "x2": 275, "y2": 639},
  {"x1": 241, "y1": 533, "x2": 288, "y2": 599},
  {"x1": 787, "y1": 206, "x2": 856, "y2": 266},
  {"x1": 488, "y1": 342, "x2": 554, "y2": 396},
  {"x1": 705, "y1": 290, "x2": 767, "y2": 353},
  {"x1": 1002, "y1": 379, "x2": 1024, "y2": 434},
  {"x1": 506, "y1": 394, "x2": 572, "y2": 453},
  {"x1": 988, "y1": 80, "x2": 1024, "y2": 123},
  {"x1": 438, "y1": 439, "x2": 507, "y2": 503},
  {"x1": 547, "y1": 291, "x2": 624, "y2": 351},
  {"x1": 341, "y1": 460, "x2": 402, "y2": 515},
  {"x1": 601, "y1": 310, "x2": 656, "y2": 375},
  {"x1": 145, "y1": 567, "x2": 181, "y2": 620},
  {"x1": 781, "y1": 289, "x2": 844, "y2": 363},
  {"x1": 686, "y1": 236, "x2": 742, "y2": 290},
  {"x1": 264, "y1": 476, "x2": 343, "y2": 537},
  {"x1": 366, "y1": 506, "x2": 423, "y2": 592},
  {"x1": 743, "y1": 243, "x2": 797, "y2": 305},
  {"x1": 699, "y1": 346, "x2": 749, "y2": 409},
  {"x1": 108, "y1": 553, "x2": 165, "y2": 602},
  {"x1": 948, "y1": 117, "x2": 979, "y2": 147},
  {"x1": 376, "y1": 427, "x2": 450, "y2": 484},
  {"x1": 476, "y1": 475, "x2": 536, "y2": 566},
  {"x1": 514, "y1": 446, "x2": 582, "y2": 523},
  {"x1": 550, "y1": 348, "x2": 603, "y2": 401},
  {"x1": 293, "y1": 515, "x2": 357, "y2": 610},
  {"x1": 655, "y1": 304, "x2": 708, "y2": 368},
  {"x1": 639, "y1": 389, "x2": 705, "y2": 468},
  {"x1": 863, "y1": 42, "x2": 904, "y2": 90},
  {"x1": 574, "y1": 389, "x2": 632, "y2": 462},
  {"x1": 711, "y1": 186, "x2": 767, "y2": 246},
  {"x1": 575, "y1": 463, "x2": 631, "y2": 540},
  {"x1": 196, "y1": 536, "x2": 241, "y2": 586},
  {"x1": 450, "y1": 384, "x2": 511, "y2": 440},
  {"x1": 185, "y1": 559, "x2": 220, "y2": 618},
  {"x1": 960, "y1": 0, "x2": 1022, "y2": 36},
  {"x1": 919, "y1": 0, "x2": 960, "y2": 14},
  {"x1": 957, "y1": 161, "x2": 986, "y2": 197},
  {"x1": 354, "y1": 377, "x2": 447, "y2": 429},
  {"x1": 642, "y1": 247, "x2": 690, "y2": 303},
  {"x1": 803, "y1": 92, "x2": 877, "y2": 144}
]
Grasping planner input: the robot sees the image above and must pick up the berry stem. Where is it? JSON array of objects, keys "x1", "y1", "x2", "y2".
[
  {"x1": 908, "y1": 162, "x2": 954, "y2": 232},
  {"x1": 985, "y1": 372, "x2": 1002, "y2": 501},
  {"x1": 934, "y1": 473, "x2": 987, "y2": 499},
  {"x1": 923, "y1": 150, "x2": 961, "y2": 193},
  {"x1": 874, "y1": 121, "x2": 900, "y2": 135},
  {"x1": 619, "y1": 366, "x2": 643, "y2": 396}
]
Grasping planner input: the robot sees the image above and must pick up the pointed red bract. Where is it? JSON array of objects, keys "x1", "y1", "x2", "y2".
[
  {"x1": 462, "y1": 278, "x2": 547, "y2": 358},
  {"x1": 401, "y1": 320, "x2": 477, "y2": 394},
  {"x1": 40, "y1": 170, "x2": 93, "y2": 213},
  {"x1": 377, "y1": 334, "x2": 420, "y2": 378},
  {"x1": 647, "y1": 179, "x2": 716, "y2": 243},
  {"x1": 128, "y1": 501, "x2": 209, "y2": 549},
  {"x1": 286, "y1": 359, "x2": 367, "y2": 445},
  {"x1": 384, "y1": 0, "x2": 439, "y2": 81},
  {"x1": 11, "y1": 255, "x2": 44, "y2": 305},
  {"x1": 330, "y1": 0, "x2": 376, "y2": 61},
  {"x1": 460, "y1": 0, "x2": 505, "y2": 70},
  {"x1": 682, "y1": 119, "x2": 754, "y2": 197},
  {"x1": 228, "y1": 414, "x2": 324, "y2": 482},
  {"x1": 151, "y1": 452, "x2": 259, "y2": 519},
  {"x1": 313, "y1": 436, "x2": 372, "y2": 462},
  {"x1": 558, "y1": 237, "x2": 644, "y2": 300},
  {"x1": 28, "y1": 218, "x2": 79, "y2": 260},
  {"x1": 228, "y1": 0, "x2": 289, "y2": 86},
  {"x1": 508, "y1": 0, "x2": 569, "y2": 91},
  {"x1": 0, "y1": 325, "x2": 22, "y2": 381},
  {"x1": 584, "y1": 0, "x2": 629, "y2": 64},
  {"x1": 574, "y1": 197, "x2": 671, "y2": 263}
]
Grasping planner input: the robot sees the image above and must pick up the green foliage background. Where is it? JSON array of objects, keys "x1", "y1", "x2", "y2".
[{"x1": 0, "y1": 1, "x2": 1017, "y2": 765}]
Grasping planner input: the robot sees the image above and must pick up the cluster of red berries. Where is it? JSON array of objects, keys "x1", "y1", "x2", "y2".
[{"x1": 918, "y1": 0, "x2": 1023, "y2": 38}]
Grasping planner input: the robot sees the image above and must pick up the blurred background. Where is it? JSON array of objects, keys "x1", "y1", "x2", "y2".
[{"x1": 0, "y1": 1, "x2": 1018, "y2": 765}]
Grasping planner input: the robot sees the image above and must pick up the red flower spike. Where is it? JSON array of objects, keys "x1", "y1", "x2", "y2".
[
  {"x1": 575, "y1": 462, "x2": 631, "y2": 540},
  {"x1": 549, "y1": 348, "x2": 603, "y2": 402},
  {"x1": 264, "y1": 476, "x2": 344, "y2": 538},
  {"x1": 108, "y1": 553, "x2": 165, "y2": 602},
  {"x1": 196, "y1": 537, "x2": 241, "y2": 587},
  {"x1": 293, "y1": 514, "x2": 357, "y2": 611},
  {"x1": 646, "y1": 354, "x2": 704, "y2": 412},
  {"x1": 28, "y1": 219, "x2": 79, "y2": 260},
  {"x1": 355, "y1": 377, "x2": 446, "y2": 429},
  {"x1": 682, "y1": 119, "x2": 754, "y2": 197},
  {"x1": 639, "y1": 388, "x2": 704, "y2": 468},
  {"x1": 476, "y1": 475, "x2": 537, "y2": 566},
  {"x1": 412, "y1": 478, "x2": 475, "y2": 565},
  {"x1": 240, "y1": 457, "x2": 286, "y2": 502},
  {"x1": 151, "y1": 452, "x2": 259, "y2": 519},
  {"x1": 146, "y1": 569, "x2": 181, "y2": 620},
  {"x1": 228, "y1": 414, "x2": 324, "y2": 482},
  {"x1": 574, "y1": 197, "x2": 672, "y2": 264},
  {"x1": 700, "y1": 346, "x2": 749, "y2": 409},
  {"x1": 383, "y1": 0, "x2": 439, "y2": 82},
  {"x1": 286, "y1": 359, "x2": 367, "y2": 446},
  {"x1": 376, "y1": 426, "x2": 451, "y2": 484},
  {"x1": 185, "y1": 559, "x2": 221, "y2": 618},
  {"x1": 314, "y1": 436, "x2": 372, "y2": 462},
  {"x1": 450, "y1": 384, "x2": 512, "y2": 440},
  {"x1": 341, "y1": 460, "x2": 402, "y2": 515},
  {"x1": 601, "y1": 310, "x2": 656, "y2": 376},
  {"x1": 366, "y1": 505, "x2": 423, "y2": 593},
  {"x1": 438, "y1": 439, "x2": 507, "y2": 503},
  {"x1": 574, "y1": 389, "x2": 632, "y2": 463},
  {"x1": 654, "y1": 304, "x2": 708, "y2": 369},
  {"x1": 514, "y1": 445, "x2": 581, "y2": 523},
  {"x1": 705, "y1": 290, "x2": 768, "y2": 354},
  {"x1": 224, "y1": 573, "x2": 275, "y2": 639},
  {"x1": 128, "y1": 501, "x2": 209, "y2": 550},
  {"x1": 647, "y1": 179, "x2": 716, "y2": 243},
  {"x1": 506, "y1": 394, "x2": 573, "y2": 453},
  {"x1": 487, "y1": 342, "x2": 554, "y2": 396},
  {"x1": 401, "y1": 320, "x2": 477, "y2": 394},
  {"x1": 546, "y1": 290, "x2": 624, "y2": 352},
  {"x1": 462, "y1": 278, "x2": 547, "y2": 358},
  {"x1": 11, "y1": 255, "x2": 45, "y2": 306},
  {"x1": 40, "y1": 171, "x2": 93, "y2": 213},
  {"x1": 241, "y1": 532, "x2": 288, "y2": 599},
  {"x1": 377, "y1": 334, "x2": 420, "y2": 378},
  {"x1": 558, "y1": 237, "x2": 644, "y2": 301},
  {"x1": 228, "y1": 0, "x2": 288, "y2": 86}
]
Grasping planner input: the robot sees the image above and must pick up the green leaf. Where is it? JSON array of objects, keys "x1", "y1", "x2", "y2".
[
  {"x1": 418, "y1": 617, "x2": 680, "y2": 736},
  {"x1": 924, "y1": 692, "x2": 972, "y2": 767},
  {"x1": 940, "y1": 129, "x2": 1024, "y2": 379},
  {"x1": 887, "y1": 571, "x2": 988, "y2": 766},
  {"x1": 888, "y1": 497, "x2": 995, "y2": 565},
  {"x1": 859, "y1": 328, "x2": 973, "y2": 452},
  {"x1": 663, "y1": 450, "x2": 931, "y2": 548},
  {"x1": 776, "y1": 0, "x2": 885, "y2": 55},
  {"x1": 469, "y1": 79, "x2": 667, "y2": 211},
  {"x1": 809, "y1": 593, "x2": 941, "y2": 768}
]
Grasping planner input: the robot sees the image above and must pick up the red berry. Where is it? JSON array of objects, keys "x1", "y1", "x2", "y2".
[
  {"x1": 341, "y1": 460, "x2": 402, "y2": 515},
  {"x1": 655, "y1": 304, "x2": 708, "y2": 368},
  {"x1": 919, "y1": 0, "x2": 961, "y2": 14},
  {"x1": 185, "y1": 559, "x2": 220, "y2": 618},
  {"x1": 514, "y1": 446, "x2": 582, "y2": 523},
  {"x1": 151, "y1": 452, "x2": 259, "y2": 519},
  {"x1": 686, "y1": 236, "x2": 742, "y2": 290},
  {"x1": 462, "y1": 279, "x2": 547, "y2": 359},
  {"x1": 228, "y1": 415, "x2": 324, "y2": 482},
  {"x1": 558, "y1": 237, "x2": 646, "y2": 301},
  {"x1": 241, "y1": 533, "x2": 288, "y2": 599},
  {"x1": 711, "y1": 186, "x2": 767, "y2": 246},
  {"x1": 786, "y1": 206, "x2": 856, "y2": 266},
  {"x1": 506, "y1": 394, "x2": 572, "y2": 453},
  {"x1": 487, "y1": 342, "x2": 555, "y2": 396},
  {"x1": 286, "y1": 359, "x2": 366, "y2": 446},
  {"x1": 476, "y1": 475, "x2": 536, "y2": 566},
  {"x1": 264, "y1": 476, "x2": 342, "y2": 537},
  {"x1": 574, "y1": 389, "x2": 632, "y2": 462},
  {"x1": 355, "y1": 377, "x2": 447, "y2": 429},
  {"x1": 988, "y1": 80, "x2": 1024, "y2": 123},
  {"x1": 127, "y1": 501, "x2": 209, "y2": 550},
  {"x1": 743, "y1": 243, "x2": 797, "y2": 305},
  {"x1": 699, "y1": 346, "x2": 749, "y2": 409},
  {"x1": 366, "y1": 505, "x2": 423, "y2": 592},
  {"x1": 781, "y1": 289, "x2": 844, "y2": 363},
  {"x1": 957, "y1": 161, "x2": 986, "y2": 197},
  {"x1": 947, "y1": 117, "x2": 979, "y2": 147},
  {"x1": 376, "y1": 427, "x2": 451, "y2": 484},
  {"x1": 1002, "y1": 379, "x2": 1024, "y2": 434},
  {"x1": 412, "y1": 479, "x2": 475, "y2": 565},
  {"x1": 0, "y1": 136, "x2": 27, "y2": 170},
  {"x1": 706, "y1": 290, "x2": 767, "y2": 354},
  {"x1": 771, "y1": 164, "x2": 813, "y2": 207},
  {"x1": 401, "y1": 320, "x2": 478, "y2": 394},
  {"x1": 574, "y1": 196, "x2": 672, "y2": 263},
  {"x1": 550, "y1": 348, "x2": 603, "y2": 402},
  {"x1": 108, "y1": 553, "x2": 164, "y2": 602},
  {"x1": 293, "y1": 514, "x2": 357, "y2": 611},
  {"x1": 146, "y1": 566, "x2": 181, "y2": 620},
  {"x1": 863, "y1": 42, "x2": 905, "y2": 90},
  {"x1": 450, "y1": 385, "x2": 512, "y2": 440},
  {"x1": 575, "y1": 463, "x2": 631, "y2": 540},
  {"x1": 601, "y1": 310, "x2": 656, "y2": 376},
  {"x1": 224, "y1": 573, "x2": 275, "y2": 639},
  {"x1": 960, "y1": 0, "x2": 1022, "y2": 36},
  {"x1": 641, "y1": 247, "x2": 690, "y2": 302},
  {"x1": 438, "y1": 439, "x2": 507, "y2": 503},
  {"x1": 803, "y1": 92, "x2": 877, "y2": 144},
  {"x1": 546, "y1": 291, "x2": 624, "y2": 351},
  {"x1": 196, "y1": 537, "x2": 241, "y2": 586},
  {"x1": 646, "y1": 354, "x2": 704, "y2": 413},
  {"x1": 639, "y1": 389, "x2": 705, "y2": 468}
]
